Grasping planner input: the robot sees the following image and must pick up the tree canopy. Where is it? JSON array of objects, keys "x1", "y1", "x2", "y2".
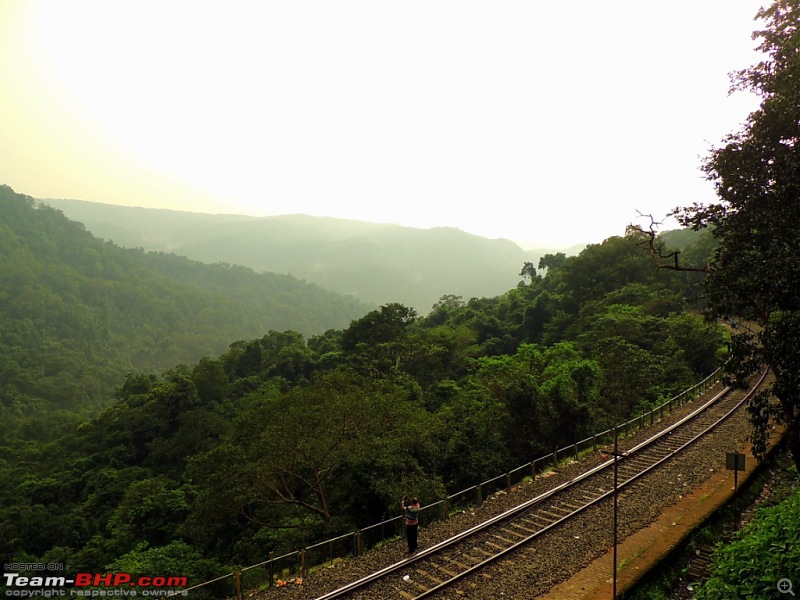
[
  {"x1": 0, "y1": 180, "x2": 730, "y2": 584},
  {"x1": 0, "y1": 185, "x2": 371, "y2": 442},
  {"x1": 672, "y1": 0, "x2": 800, "y2": 472}
]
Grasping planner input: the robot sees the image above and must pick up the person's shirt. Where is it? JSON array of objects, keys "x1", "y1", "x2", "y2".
[{"x1": 404, "y1": 501, "x2": 420, "y2": 525}]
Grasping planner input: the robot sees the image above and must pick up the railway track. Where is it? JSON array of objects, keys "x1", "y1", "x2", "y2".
[{"x1": 316, "y1": 369, "x2": 768, "y2": 600}]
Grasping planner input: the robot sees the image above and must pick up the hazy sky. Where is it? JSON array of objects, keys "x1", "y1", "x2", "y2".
[{"x1": 1, "y1": 1, "x2": 765, "y2": 248}]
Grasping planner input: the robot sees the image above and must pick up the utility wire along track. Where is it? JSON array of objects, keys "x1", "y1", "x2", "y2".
[{"x1": 316, "y1": 370, "x2": 768, "y2": 600}]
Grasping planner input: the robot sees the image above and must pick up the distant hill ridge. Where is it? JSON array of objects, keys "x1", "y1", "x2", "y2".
[
  {"x1": 43, "y1": 198, "x2": 581, "y2": 313},
  {"x1": 0, "y1": 184, "x2": 372, "y2": 417}
]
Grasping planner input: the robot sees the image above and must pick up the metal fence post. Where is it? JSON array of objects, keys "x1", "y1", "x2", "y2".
[{"x1": 268, "y1": 552, "x2": 274, "y2": 588}]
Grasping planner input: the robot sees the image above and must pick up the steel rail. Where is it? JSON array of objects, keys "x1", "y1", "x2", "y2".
[
  {"x1": 315, "y1": 369, "x2": 767, "y2": 600},
  {"x1": 412, "y1": 368, "x2": 767, "y2": 599}
]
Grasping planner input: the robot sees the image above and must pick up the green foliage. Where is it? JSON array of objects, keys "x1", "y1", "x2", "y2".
[
  {"x1": 695, "y1": 485, "x2": 800, "y2": 599},
  {"x1": 674, "y1": 0, "x2": 800, "y2": 472},
  {"x1": 434, "y1": 384, "x2": 512, "y2": 490},
  {"x1": 106, "y1": 476, "x2": 192, "y2": 554},
  {"x1": 105, "y1": 541, "x2": 227, "y2": 587},
  {"x1": 659, "y1": 227, "x2": 718, "y2": 270},
  {"x1": 0, "y1": 185, "x2": 371, "y2": 441},
  {"x1": 471, "y1": 343, "x2": 603, "y2": 457},
  {"x1": 341, "y1": 303, "x2": 418, "y2": 351},
  {"x1": 191, "y1": 370, "x2": 430, "y2": 529},
  {"x1": 547, "y1": 237, "x2": 688, "y2": 312},
  {"x1": 0, "y1": 193, "x2": 727, "y2": 580}
]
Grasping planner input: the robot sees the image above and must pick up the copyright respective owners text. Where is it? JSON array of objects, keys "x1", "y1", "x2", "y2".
[{"x1": 3, "y1": 564, "x2": 188, "y2": 597}]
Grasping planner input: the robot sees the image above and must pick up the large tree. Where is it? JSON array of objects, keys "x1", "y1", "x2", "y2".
[{"x1": 672, "y1": 0, "x2": 800, "y2": 471}]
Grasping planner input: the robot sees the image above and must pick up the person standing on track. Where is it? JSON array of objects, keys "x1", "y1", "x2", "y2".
[{"x1": 401, "y1": 495, "x2": 421, "y2": 553}]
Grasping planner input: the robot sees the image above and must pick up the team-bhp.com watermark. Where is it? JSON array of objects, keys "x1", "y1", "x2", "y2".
[{"x1": 3, "y1": 565, "x2": 188, "y2": 597}]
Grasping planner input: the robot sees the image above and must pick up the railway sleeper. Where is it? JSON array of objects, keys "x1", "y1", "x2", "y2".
[
  {"x1": 495, "y1": 530, "x2": 524, "y2": 542},
  {"x1": 625, "y1": 462, "x2": 656, "y2": 474},
  {"x1": 405, "y1": 578, "x2": 431, "y2": 593},
  {"x1": 647, "y1": 444, "x2": 673, "y2": 454},
  {"x1": 619, "y1": 462, "x2": 644, "y2": 472},
  {"x1": 670, "y1": 435, "x2": 694, "y2": 445},
  {"x1": 509, "y1": 521, "x2": 537, "y2": 534},
  {"x1": 580, "y1": 493, "x2": 602, "y2": 503},
  {"x1": 443, "y1": 557, "x2": 475, "y2": 571},
  {"x1": 644, "y1": 451, "x2": 672, "y2": 462},
  {"x1": 426, "y1": 561, "x2": 458, "y2": 578},
  {"x1": 693, "y1": 415, "x2": 718, "y2": 425},
  {"x1": 554, "y1": 506, "x2": 577, "y2": 518},
  {"x1": 484, "y1": 540, "x2": 509, "y2": 552},
  {"x1": 455, "y1": 550, "x2": 487, "y2": 565},
  {"x1": 471, "y1": 546, "x2": 495, "y2": 558},
  {"x1": 537, "y1": 508, "x2": 569, "y2": 521},
  {"x1": 542, "y1": 505, "x2": 573, "y2": 517},
  {"x1": 414, "y1": 568, "x2": 445, "y2": 585},
  {"x1": 687, "y1": 543, "x2": 715, "y2": 582},
  {"x1": 525, "y1": 514, "x2": 555, "y2": 528},
  {"x1": 521, "y1": 512, "x2": 549, "y2": 524},
  {"x1": 617, "y1": 469, "x2": 641, "y2": 480},
  {"x1": 627, "y1": 456, "x2": 655, "y2": 467}
]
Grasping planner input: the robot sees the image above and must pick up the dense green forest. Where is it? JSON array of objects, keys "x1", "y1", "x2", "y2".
[
  {"x1": 0, "y1": 194, "x2": 726, "y2": 586},
  {"x1": 665, "y1": 3, "x2": 800, "y2": 595},
  {"x1": 4, "y1": 2, "x2": 799, "y2": 593},
  {"x1": 0, "y1": 185, "x2": 372, "y2": 442}
]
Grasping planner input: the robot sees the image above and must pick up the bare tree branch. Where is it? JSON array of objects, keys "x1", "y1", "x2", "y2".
[{"x1": 627, "y1": 211, "x2": 711, "y2": 273}]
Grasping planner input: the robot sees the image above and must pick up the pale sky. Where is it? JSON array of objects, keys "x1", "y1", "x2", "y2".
[{"x1": 1, "y1": 1, "x2": 765, "y2": 248}]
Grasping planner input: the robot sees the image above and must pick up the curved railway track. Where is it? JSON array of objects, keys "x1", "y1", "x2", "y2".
[{"x1": 316, "y1": 369, "x2": 768, "y2": 600}]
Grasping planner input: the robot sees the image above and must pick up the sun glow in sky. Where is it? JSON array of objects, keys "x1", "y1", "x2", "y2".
[{"x1": 1, "y1": 1, "x2": 764, "y2": 248}]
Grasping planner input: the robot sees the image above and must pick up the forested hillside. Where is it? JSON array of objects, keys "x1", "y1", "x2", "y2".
[
  {"x1": 43, "y1": 198, "x2": 571, "y2": 312},
  {"x1": 0, "y1": 220, "x2": 725, "y2": 587},
  {"x1": 0, "y1": 185, "x2": 371, "y2": 440}
]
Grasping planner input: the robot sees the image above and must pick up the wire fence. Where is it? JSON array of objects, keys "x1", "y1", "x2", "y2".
[{"x1": 181, "y1": 366, "x2": 725, "y2": 599}]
